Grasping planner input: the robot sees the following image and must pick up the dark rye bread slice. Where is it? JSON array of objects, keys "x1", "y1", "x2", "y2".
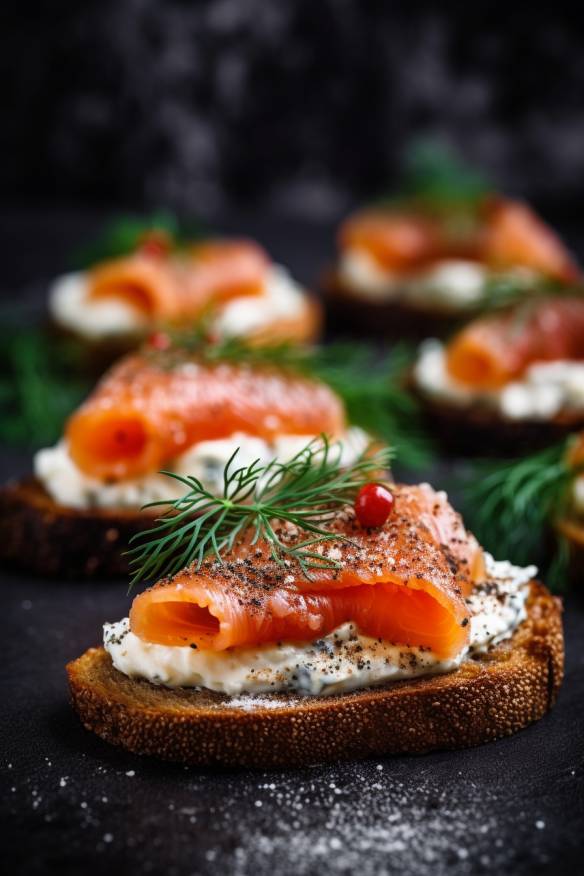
[
  {"x1": 321, "y1": 268, "x2": 469, "y2": 340},
  {"x1": 0, "y1": 477, "x2": 152, "y2": 577},
  {"x1": 412, "y1": 385, "x2": 584, "y2": 457},
  {"x1": 67, "y1": 582, "x2": 563, "y2": 769},
  {"x1": 555, "y1": 516, "x2": 584, "y2": 584}
]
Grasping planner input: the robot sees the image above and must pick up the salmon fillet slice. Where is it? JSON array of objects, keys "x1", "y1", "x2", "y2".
[
  {"x1": 88, "y1": 239, "x2": 269, "y2": 321},
  {"x1": 338, "y1": 198, "x2": 579, "y2": 282},
  {"x1": 66, "y1": 354, "x2": 346, "y2": 480},
  {"x1": 481, "y1": 199, "x2": 581, "y2": 283},
  {"x1": 446, "y1": 296, "x2": 584, "y2": 389},
  {"x1": 129, "y1": 484, "x2": 484, "y2": 659}
]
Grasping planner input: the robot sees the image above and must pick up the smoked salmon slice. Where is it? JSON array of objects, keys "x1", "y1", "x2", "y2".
[
  {"x1": 88, "y1": 239, "x2": 269, "y2": 321},
  {"x1": 481, "y1": 200, "x2": 581, "y2": 283},
  {"x1": 65, "y1": 353, "x2": 346, "y2": 480},
  {"x1": 339, "y1": 198, "x2": 579, "y2": 281},
  {"x1": 129, "y1": 484, "x2": 484, "y2": 659},
  {"x1": 446, "y1": 296, "x2": 584, "y2": 389},
  {"x1": 339, "y1": 210, "x2": 443, "y2": 270}
]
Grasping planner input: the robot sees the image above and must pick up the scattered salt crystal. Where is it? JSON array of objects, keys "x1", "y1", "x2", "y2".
[
  {"x1": 535, "y1": 820, "x2": 545, "y2": 830},
  {"x1": 103, "y1": 834, "x2": 113, "y2": 843},
  {"x1": 125, "y1": 770, "x2": 135, "y2": 777}
]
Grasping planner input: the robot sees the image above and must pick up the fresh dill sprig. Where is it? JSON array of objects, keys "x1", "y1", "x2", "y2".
[
  {"x1": 70, "y1": 211, "x2": 207, "y2": 268},
  {"x1": 145, "y1": 334, "x2": 433, "y2": 469},
  {"x1": 126, "y1": 437, "x2": 393, "y2": 588},
  {"x1": 460, "y1": 440, "x2": 580, "y2": 589},
  {"x1": 401, "y1": 140, "x2": 491, "y2": 210},
  {"x1": 376, "y1": 140, "x2": 491, "y2": 219},
  {"x1": 479, "y1": 274, "x2": 583, "y2": 314},
  {"x1": 0, "y1": 324, "x2": 90, "y2": 447}
]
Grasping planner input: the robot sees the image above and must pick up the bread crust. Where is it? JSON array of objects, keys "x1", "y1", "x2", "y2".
[
  {"x1": 67, "y1": 582, "x2": 563, "y2": 768},
  {"x1": 413, "y1": 386, "x2": 584, "y2": 457},
  {"x1": 321, "y1": 268, "x2": 468, "y2": 339},
  {"x1": 0, "y1": 477, "x2": 150, "y2": 577}
]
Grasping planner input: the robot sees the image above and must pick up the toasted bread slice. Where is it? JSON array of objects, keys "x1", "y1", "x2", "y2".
[
  {"x1": 0, "y1": 477, "x2": 150, "y2": 577},
  {"x1": 555, "y1": 516, "x2": 584, "y2": 583},
  {"x1": 322, "y1": 268, "x2": 467, "y2": 339},
  {"x1": 413, "y1": 389, "x2": 584, "y2": 457},
  {"x1": 67, "y1": 582, "x2": 563, "y2": 768}
]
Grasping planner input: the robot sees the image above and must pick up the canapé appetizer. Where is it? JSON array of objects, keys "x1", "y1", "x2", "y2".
[
  {"x1": 413, "y1": 295, "x2": 584, "y2": 453},
  {"x1": 49, "y1": 221, "x2": 320, "y2": 362},
  {"x1": 0, "y1": 341, "x2": 367, "y2": 577},
  {"x1": 67, "y1": 442, "x2": 563, "y2": 768},
  {"x1": 323, "y1": 150, "x2": 579, "y2": 338}
]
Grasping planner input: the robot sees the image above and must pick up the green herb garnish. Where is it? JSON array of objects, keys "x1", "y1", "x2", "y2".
[
  {"x1": 401, "y1": 140, "x2": 491, "y2": 209},
  {"x1": 127, "y1": 437, "x2": 393, "y2": 587},
  {"x1": 70, "y1": 211, "x2": 207, "y2": 268},
  {"x1": 0, "y1": 324, "x2": 90, "y2": 447},
  {"x1": 460, "y1": 439, "x2": 581, "y2": 589}
]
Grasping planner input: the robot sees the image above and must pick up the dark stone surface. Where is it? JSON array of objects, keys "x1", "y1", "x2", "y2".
[{"x1": 1, "y1": 210, "x2": 584, "y2": 874}]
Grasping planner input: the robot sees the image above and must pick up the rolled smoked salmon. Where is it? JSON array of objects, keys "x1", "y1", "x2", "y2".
[
  {"x1": 65, "y1": 354, "x2": 346, "y2": 480},
  {"x1": 446, "y1": 297, "x2": 584, "y2": 389},
  {"x1": 339, "y1": 198, "x2": 580, "y2": 281},
  {"x1": 130, "y1": 484, "x2": 484, "y2": 659},
  {"x1": 88, "y1": 239, "x2": 269, "y2": 321}
]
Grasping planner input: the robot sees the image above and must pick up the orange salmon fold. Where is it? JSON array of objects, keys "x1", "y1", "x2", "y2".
[
  {"x1": 446, "y1": 297, "x2": 584, "y2": 390},
  {"x1": 481, "y1": 200, "x2": 581, "y2": 283},
  {"x1": 339, "y1": 210, "x2": 443, "y2": 271},
  {"x1": 338, "y1": 198, "x2": 580, "y2": 282},
  {"x1": 130, "y1": 484, "x2": 484, "y2": 660},
  {"x1": 66, "y1": 354, "x2": 346, "y2": 480},
  {"x1": 88, "y1": 239, "x2": 269, "y2": 321}
]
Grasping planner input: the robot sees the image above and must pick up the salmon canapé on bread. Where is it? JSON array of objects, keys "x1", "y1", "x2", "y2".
[
  {"x1": 413, "y1": 295, "x2": 584, "y2": 454},
  {"x1": 67, "y1": 444, "x2": 564, "y2": 767},
  {"x1": 0, "y1": 342, "x2": 368, "y2": 577},
  {"x1": 324, "y1": 193, "x2": 580, "y2": 338},
  {"x1": 50, "y1": 230, "x2": 321, "y2": 358}
]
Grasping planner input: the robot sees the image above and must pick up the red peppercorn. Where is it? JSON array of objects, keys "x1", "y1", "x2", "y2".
[
  {"x1": 355, "y1": 483, "x2": 394, "y2": 528},
  {"x1": 147, "y1": 330, "x2": 172, "y2": 351},
  {"x1": 138, "y1": 230, "x2": 171, "y2": 259}
]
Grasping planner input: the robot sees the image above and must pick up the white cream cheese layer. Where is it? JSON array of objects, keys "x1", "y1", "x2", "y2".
[
  {"x1": 212, "y1": 266, "x2": 307, "y2": 336},
  {"x1": 49, "y1": 265, "x2": 307, "y2": 340},
  {"x1": 414, "y1": 339, "x2": 584, "y2": 420},
  {"x1": 34, "y1": 428, "x2": 370, "y2": 510},
  {"x1": 338, "y1": 251, "x2": 488, "y2": 310},
  {"x1": 49, "y1": 272, "x2": 147, "y2": 338},
  {"x1": 103, "y1": 554, "x2": 533, "y2": 697}
]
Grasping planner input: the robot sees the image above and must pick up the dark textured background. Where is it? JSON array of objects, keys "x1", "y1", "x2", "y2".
[{"x1": 4, "y1": 3, "x2": 584, "y2": 218}]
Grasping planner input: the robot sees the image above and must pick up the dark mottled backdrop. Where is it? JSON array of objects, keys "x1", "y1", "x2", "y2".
[{"x1": 4, "y1": 3, "x2": 584, "y2": 218}]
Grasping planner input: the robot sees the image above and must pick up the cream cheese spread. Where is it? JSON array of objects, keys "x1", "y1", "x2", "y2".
[
  {"x1": 49, "y1": 265, "x2": 307, "y2": 340},
  {"x1": 49, "y1": 272, "x2": 146, "y2": 338},
  {"x1": 34, "y1": 428, "x2": 370, "y2": 510},
  {"x1": 414, "y1": 339, "x2": 584, "y2": 420},
  {"x1": 103, "y1": 554, "x2": 533, "y2": 697},
  {"x1": 338, "y1": 251, "x2": 488, "y2": 311}
]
